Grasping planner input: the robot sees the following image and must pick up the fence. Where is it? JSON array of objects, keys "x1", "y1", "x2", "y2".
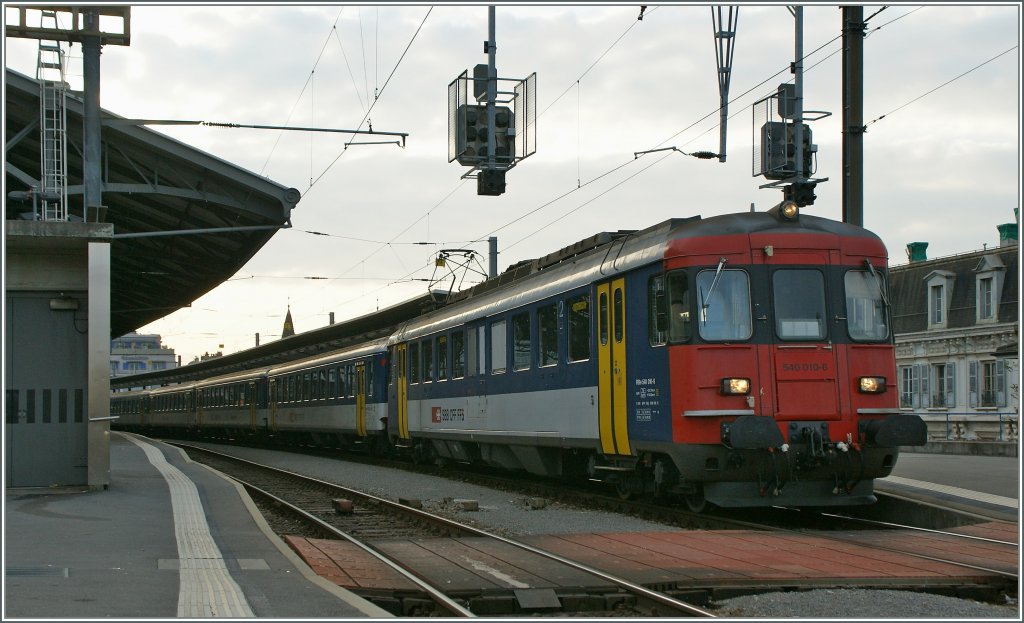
[{"x1": 920, "y1": 411, "x2": 1019, "y2": 442}]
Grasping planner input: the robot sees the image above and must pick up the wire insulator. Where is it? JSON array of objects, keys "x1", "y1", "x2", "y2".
[{"x1": 690, "y1": 151, "x2": 719, "y2": 159}]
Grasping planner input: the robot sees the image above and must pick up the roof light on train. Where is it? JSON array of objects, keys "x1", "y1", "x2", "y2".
[
  {"x1": 780, "y1": 201, "x2": 799, "y2": 220},
  {"x1": 858, "y1": 376, "x2": 887, "y2": 394},
  {"x1": 720, "y1": 377, "x2": 751, "y2": 395}
]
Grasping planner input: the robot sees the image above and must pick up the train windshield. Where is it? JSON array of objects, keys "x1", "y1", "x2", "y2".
[
  {"x1": 697, "y1": 269, "x2": 752, "y2": 341},
  {"x1": 844, "y1": 270, "x2": 890, "y2": 341},
  {"x1": 772, "y1": 269, "x2": 827, "y2": 340}
]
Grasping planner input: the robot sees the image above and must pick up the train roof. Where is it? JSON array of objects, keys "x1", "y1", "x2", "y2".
[
  {"x1": 265, "y1": 337, "x2": 390, "y2": 377},
  {"x1": 391, "y1": 209, "x2": 883, "y2": 343}
]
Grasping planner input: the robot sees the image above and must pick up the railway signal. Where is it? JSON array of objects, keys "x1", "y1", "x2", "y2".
[
  {"x1": 448, "y1": 6, "x2": 536, "y2": 196},
  {"x1": 753, "y1": 7, "x2": 830, "y2": 208}
]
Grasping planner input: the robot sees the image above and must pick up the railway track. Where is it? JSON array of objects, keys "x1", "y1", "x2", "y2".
[{"x1": 174, "y1": 442, "x2": 715, "y2": 617}]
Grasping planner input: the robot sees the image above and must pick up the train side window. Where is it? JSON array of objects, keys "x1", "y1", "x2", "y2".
[
  {"x1": 409, "y1": 342, "x2": 420, "y2": 384},
  {"x1": 423, "y1": 339, "x2": 434, "y2": 383},
  {"x1": 844, "y1": 270, "x2": 889, "y2": 341},
  {"x1": 538, "y1": 304, "x2": 558, "y2": 366},
  {"x1": 567, "y1": 295, "x2": 591, "y2": 362},
  {"x1": 491, "y1": 320, "x2": 507, "y2": 374},
  {"x1": 613, "y1": 287, "x2": 624, "y2": 343},
  {"x1": 452, "y1": 331, "x2": 465, "y2": 378},
  {"x1": 465, "y1": 329, "x2": 477, "y2": 378},
  {"x1": 328, "y1": 368, "x2": 337, "y2": 398},
  {"x1": 697, "y1": 269, "x2": 752, "y2": 341},
  {"x1": 320, "y1": 369, "x2": 328, "y2": 399},
  {"x1": 666, "y1": 271, "x2": 692, "y2": 343},
  {"x1": 303, "y1": 372, "x2": 311, "y2": 402},
  {"x1": 772, "y1": 269, "x2": 826, "y2": 341},
  {"x1": 311, "y1": 370, "x2": 320, "y2": 400},
  {"x1": 437, "y1": 335, "x2": 448, "y2": 381},
  {"x1": 648, "y1": 275, "x2": 667, "y2": 346},
  {"x1": 347, "y1": 364, "x2": 355, "y2": 398},
  {"x1": 512, "y1": 312, "x2": 531, "y2": 371},
  {"x1": 599, "y1": 292, "x2": 609, "y2": 346},
  {"x1": 477, "y1": 326, "x2": 487, "y2": 375}
]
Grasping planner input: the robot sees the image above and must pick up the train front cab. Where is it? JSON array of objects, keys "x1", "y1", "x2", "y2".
[{"x1": 656, "y1": 207, "x2": 926, "y2": 509}]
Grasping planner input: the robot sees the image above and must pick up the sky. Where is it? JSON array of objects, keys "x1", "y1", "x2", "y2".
[{"x1": 4, "y1": 3, "x2": 1021, "y2": 365}]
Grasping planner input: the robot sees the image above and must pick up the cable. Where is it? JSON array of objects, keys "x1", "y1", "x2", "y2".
[
  {"x1": 259, "y1": 7, "x2": 345, "y2": 177},
  {"x1": 865, "y1": 45, "x2": 1017, "y2": 128},
  {"x1": 306, "y1": 7, "x2": 433, "y2": 192},
  {"x1": 539, "y1": 6, "x2": 658, "y2": 119}
]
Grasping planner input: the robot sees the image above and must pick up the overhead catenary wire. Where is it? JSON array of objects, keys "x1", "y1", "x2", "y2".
[
  {"x1": 277, "y1": 7, "x2": 1006, "y2": 335},
  {"x1": 865, "y1": 45, "x2": 1018, "y2": 128},
  {"x1": 306, "y1": 6, "x2": 432, "y2": 192}
]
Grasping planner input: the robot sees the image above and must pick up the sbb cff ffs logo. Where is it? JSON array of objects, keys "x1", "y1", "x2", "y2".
[{"x1": 431, "y1": 407, "x2": 466, "y2": 423}]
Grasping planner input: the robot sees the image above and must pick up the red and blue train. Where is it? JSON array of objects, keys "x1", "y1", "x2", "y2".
[{"x1": 112, "y1": 202, "x2": 926, "y2": 511}]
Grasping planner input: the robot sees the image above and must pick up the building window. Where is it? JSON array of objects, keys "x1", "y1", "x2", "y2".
[
  {"x1": 898, "y1": 363, "x2": 931, "y2": 408},
  {"x1": 978, "y1": 276, "x2": 994, "y2": 320},
  {"x1": 930, "y1": 284, "x2": 944, "y2": 325},
  {"x1": 969, "y1": 360, "x2": 1006, "y2": 408},
  {"x1": 925, "y1": 270, "x2": 954, "y2": 329},
  {"x1": 899, "y1": 366, "x2": 915, "y2": 408},
  {"x1": 931, "y1": 362, "x2": 956, "y2": 408}
]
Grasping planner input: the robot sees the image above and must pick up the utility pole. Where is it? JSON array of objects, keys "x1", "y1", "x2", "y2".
[
  {"x1": 791, "y1": 6, "x2": 805, "y2": 187},
  {"x1": 82, "y1": 8, "x2": 102, "y2": 221},
  {"x1": 842, "y1": 6, "x2": 865, "y2": 226}
]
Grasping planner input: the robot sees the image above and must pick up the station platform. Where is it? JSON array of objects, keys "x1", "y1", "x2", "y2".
[{"x1": 3, "y1": 433, "x2": 389, "y2": 619}]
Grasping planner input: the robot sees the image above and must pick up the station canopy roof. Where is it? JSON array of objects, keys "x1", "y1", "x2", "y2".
[{"x1": 5, "y1": 68, "x2": 300, "y2": 338}]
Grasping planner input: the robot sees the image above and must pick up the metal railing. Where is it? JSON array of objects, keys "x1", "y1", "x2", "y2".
[{"x1": 930, "y1": 411, "x2": 1019, "y2": 442}]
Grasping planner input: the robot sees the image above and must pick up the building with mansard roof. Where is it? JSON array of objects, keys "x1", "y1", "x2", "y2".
[{"x1": 889, "y1": 217, "x2": 1019, "y2": 442}]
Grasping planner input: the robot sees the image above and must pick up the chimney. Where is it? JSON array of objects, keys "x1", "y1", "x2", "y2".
[
  {"x1": 906, "y1": 241, "x2": 928, "y2": 262},
  {"x1": 329, "y1": 312, "x2": 335, "y2": 325},
  {"x1": 997, "y1": 223, "x2": 1018, "y2": 247}
]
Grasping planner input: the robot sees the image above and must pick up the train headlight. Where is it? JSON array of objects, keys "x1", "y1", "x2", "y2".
[
  {"x1": 720, "y1": 377, "x2": 751, "y2": 395},
  {"x1": 858, "y1": 376, "x2": 887, "y2": 394},
  {"x1": 780, "y1": 201, "x2": 799, "y2": 220}
]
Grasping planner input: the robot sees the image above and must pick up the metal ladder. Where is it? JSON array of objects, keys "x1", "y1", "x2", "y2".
[{"x1": 36, "y1": 9, "x2": 69, "y2": 222}]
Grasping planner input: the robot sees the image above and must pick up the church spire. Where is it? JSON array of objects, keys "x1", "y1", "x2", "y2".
[{"x1": 282, "y1": 305, "x2": 295, "y2": 338}]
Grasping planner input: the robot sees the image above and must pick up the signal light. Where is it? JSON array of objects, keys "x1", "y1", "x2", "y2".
[
  {"x1": 720, "y1": 377, "x2": 751, "y2": 395},
  {"x1": 456, "y1": 104, "x2": 515, "y2": 166},
  {"x1": 858, "y1": 376, "x2": 887, "y2": 394},
  {"x1": 784, "y1": 181, "x2": 817, "y2": 208}
]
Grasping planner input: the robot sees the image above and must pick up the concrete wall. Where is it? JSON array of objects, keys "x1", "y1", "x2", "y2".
[{"x1": 5, "y1": 221, "x2": 112, "y2": 488}]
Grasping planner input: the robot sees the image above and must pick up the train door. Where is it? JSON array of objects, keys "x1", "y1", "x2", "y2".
[
  {"x1": 395, "y1": 343, "x2": 410, "y2": 440},
  {"x1": 597, "y1": 278, "x2": 632, "y2": 456},
  {"x1": 355, "y1": 363, "x2": 367, "y2": 436},
  {"x1": 767, "y1": 259, "x2": 842, "y2": 421}
]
